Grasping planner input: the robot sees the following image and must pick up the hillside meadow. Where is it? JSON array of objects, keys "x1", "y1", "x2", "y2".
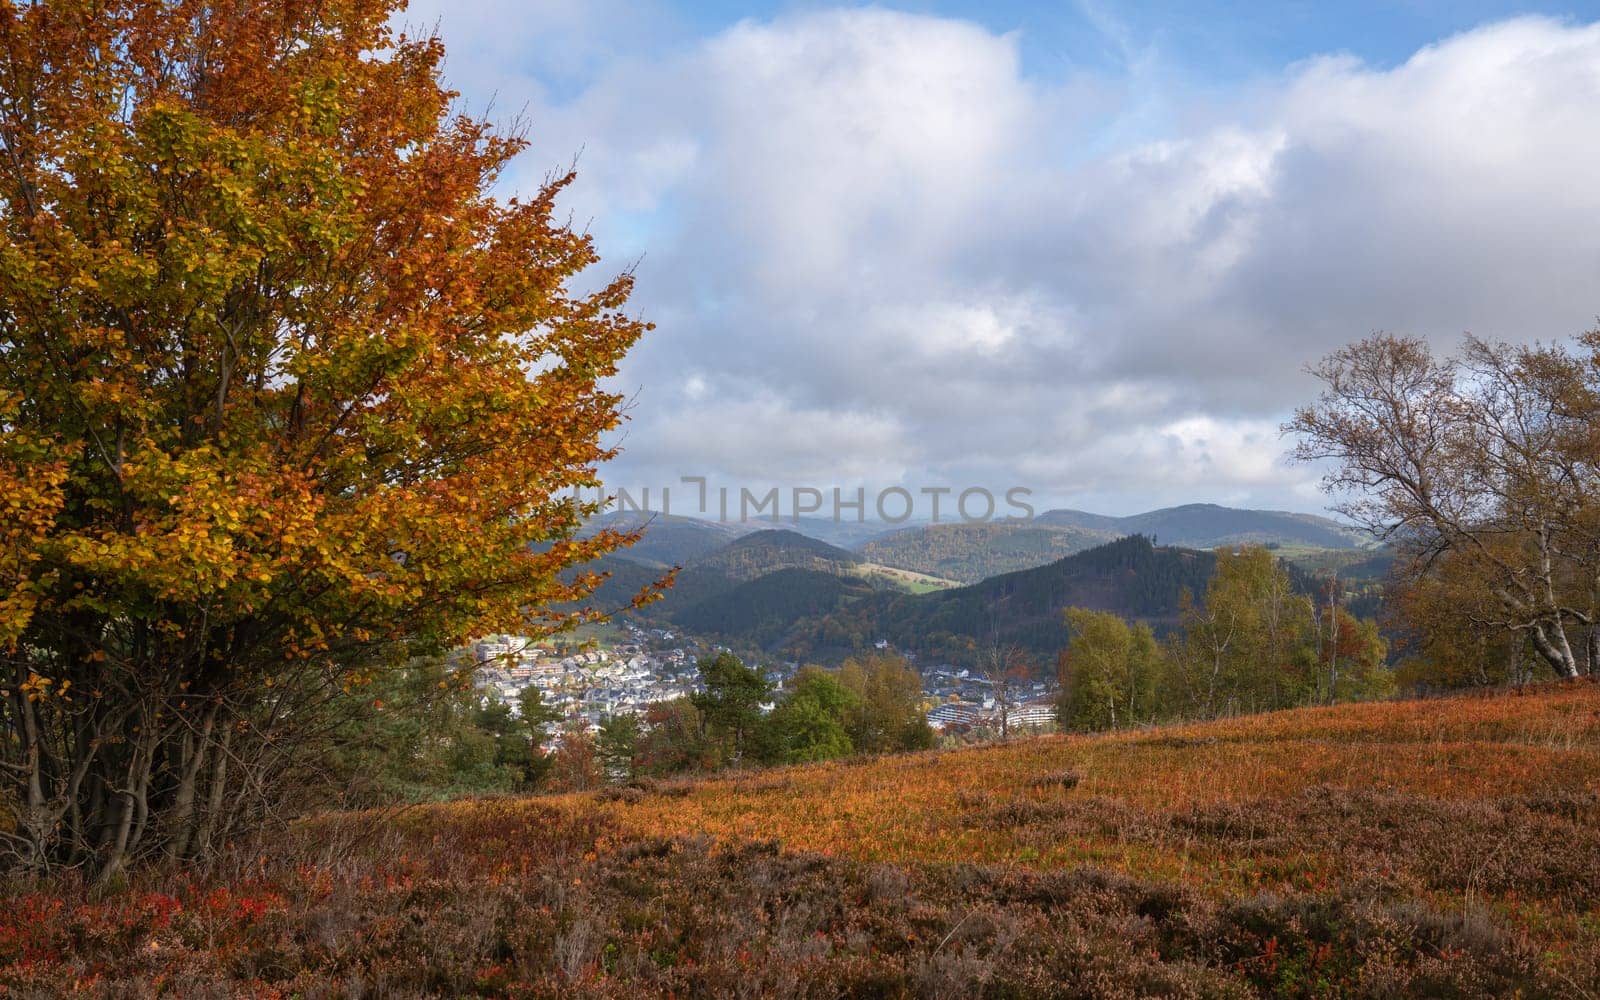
[{"x1": 4, "y1": 684, "x2": 1600, "y2": 998}]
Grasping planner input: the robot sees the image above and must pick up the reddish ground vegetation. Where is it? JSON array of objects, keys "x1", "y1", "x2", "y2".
[{"x1": 4, "y1": 683, "x2": 1599, "y2": 997}]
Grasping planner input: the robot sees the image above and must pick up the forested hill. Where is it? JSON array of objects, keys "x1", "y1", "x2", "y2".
[
  {"x1": 575, "y1": 530, "x2": 1374, "y2": 668},
  {"x1": 673, "y1": 568, "x2": 875, "y2": 648},
  {"x1": 568, "y1": 529, "x2": 864, "y2": 624},
  {"x1": 583, "y1": 504, "x2": 1366, "y2": 589},
  {"x1": 779, "y1": 535, "x2": 1216, "y2": 665},
  {"x1": 689, "y1": 529, "x2": 860, "y2": 581},
  {"x1": 852, "y1": 504, "x2": 1365, "y2": 584},
  {"x1": 858, "y1": 522, "x2": 1117, "y2": 583}
]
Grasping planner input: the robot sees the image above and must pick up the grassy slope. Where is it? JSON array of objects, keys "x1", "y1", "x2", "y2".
[
  {"x1": 849, "y1": 561, "x2": 962, "y2": 593},
  {"x1": 568, "y1": 685, "x2": 1600, "y2": 874},
  {"x1": 8, "y1": 685, "x2": 1600, "y2": 997}
]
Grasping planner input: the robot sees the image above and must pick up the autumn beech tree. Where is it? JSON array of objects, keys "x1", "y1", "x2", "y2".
[
  {"x1": 1290, "y1": 334, "x2": 1600, "y2": 680},
  {"x1": 0, "y1": 1, "x2": 651, "y2": 876}
]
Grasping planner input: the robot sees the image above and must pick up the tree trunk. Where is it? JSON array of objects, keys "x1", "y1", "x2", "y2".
[
  {"x1": 98, "y1": 748, "x2": 143, "y2": 885},
  {"x1": 167, "y1": 703, "x2": 219, "y2": 859},
  {"x1": 196, "y1": 722, "x2": 234, "y2": 857},
  {"x1": 1528, "y1": 620, "x2": 1580, "y2": 679}
]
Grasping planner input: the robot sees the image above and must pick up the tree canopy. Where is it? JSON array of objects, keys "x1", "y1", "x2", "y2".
[
  {"x1": 1290, "y1": 334, "x2": 1600, "y2": 680},
  {"x1": 691, "y1": 651, "x2": 771, "y2": 762},
  {"x1": 0, "y1": 0, "x2": 648, "y2": 875}
]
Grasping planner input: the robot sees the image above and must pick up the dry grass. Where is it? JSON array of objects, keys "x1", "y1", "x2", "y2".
[
  {"x1": 557, "y1": 683, "x2": 1600, "y2": 880},
  {"x1": 3, "y1": 683, "x2": 1598, "y2": 997}
]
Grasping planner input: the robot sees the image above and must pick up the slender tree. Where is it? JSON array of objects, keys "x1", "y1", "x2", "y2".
[
  {"x1": 1290, "y1": 334, "x2": 1600, "y2": 679},
  {"x1": 596, "y1": 712, "x2": 641, "y2": 783},
  {"x1": 981, "y1": 637, "x2": 1030, "y2": 740}
]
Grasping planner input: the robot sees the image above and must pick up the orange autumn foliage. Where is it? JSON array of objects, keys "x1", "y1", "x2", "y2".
[{"x1": 0, "y1": 0, "x2": 649, "y2": 873}]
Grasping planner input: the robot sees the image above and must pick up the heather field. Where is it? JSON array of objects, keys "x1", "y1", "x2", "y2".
[{"x1": 6, "y1": 684, "x2": 1600, "y2": 998}]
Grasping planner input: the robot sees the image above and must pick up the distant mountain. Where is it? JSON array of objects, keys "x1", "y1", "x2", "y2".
[
  {"x1": 1028, "y1": 509, "x2": 1125, "y2": 534},
  {"x1": 777, "y1": 535, "x2": 1217, "y2": 666},
  {"x1": 690, "y1": 529, "x2": 860, "y2": 582},
  {"x1": 572, "y1": 528, "x2": 884, "y2": 625},
  {"x1": 582, "y1": 511, "x2": 749, "y2": 568},
  {"x1": 773, "y1": 516, "x2": 907, "y2": 549},
  {"x1": 852, "y1": 503, "x2": 1362, "y2": 585},
  {"x1": 588, "y1": 503, "x2": 1364, "y2": 570},
  {"x1": 1036, "y1": 503, "x2": 1367, "y2": 551},
  {"x1": 858, "y1": 522, "x2": 1118, "y2": 583},
  {"x1": 584, "y1": 509, "x2": 906, "y2": 558}
]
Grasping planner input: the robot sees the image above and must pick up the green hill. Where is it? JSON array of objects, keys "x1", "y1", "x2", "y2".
[
  {"x1": 854, "y1": 504, "x2": 1365, "y2": 587},
  {"x1": 566, "y1": 554, "x2": 742, "y2": 622},
  {"x1": 573, "y1": 529, "x2": 912, "y2": 628},
  {"x1": 1284, "y1": 546, "x2": 1396, "y2": 580},
  {"x1": 586, "y1": 534, "x2": 1219, "y2": 665},
  {"x1": 771, "y1": 515, "x2": 902, "y2": 548},
  {"x1": 581, "y1": 531, "x2": 1385, "y2": 668},
  {"x1": 582, "y1": 511, "x2": 749, "y2": 568}
]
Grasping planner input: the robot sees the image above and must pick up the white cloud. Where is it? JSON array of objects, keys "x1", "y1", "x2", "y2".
[{"x1": 418, "y1": 9, "x2": 1600, "y2": 514}]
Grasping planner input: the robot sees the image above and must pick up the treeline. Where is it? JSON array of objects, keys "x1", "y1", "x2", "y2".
[
  {"x1": 592, "y1": 651, "x2": 935, "y2": 783},
  {"x1": 1057, "y1": 546, "x2": 1390, "y2": 731},
  {"x1": 341, "y1": 651, "x2": 935, "y2": 802},
  {"x1": 673, "y1": 569, "x2": 873, "y2": 647},
  {"x1": 692, "y1": 530, "x2": 859, "y2": 581}
]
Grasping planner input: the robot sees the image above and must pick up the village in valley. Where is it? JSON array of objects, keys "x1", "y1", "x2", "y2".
[{"x1": 468, "y1": 623, "x2": 1061, "y2": 748}]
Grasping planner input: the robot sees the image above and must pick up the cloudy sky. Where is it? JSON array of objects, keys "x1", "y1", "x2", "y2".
[{"x1": 399, "y1": 0, "x2": 1600, "y2": 518}]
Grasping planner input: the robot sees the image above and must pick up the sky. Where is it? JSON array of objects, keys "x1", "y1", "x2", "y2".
[{"x1": 396, "y1": 0, "x2": 1600, "y2": 519}]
